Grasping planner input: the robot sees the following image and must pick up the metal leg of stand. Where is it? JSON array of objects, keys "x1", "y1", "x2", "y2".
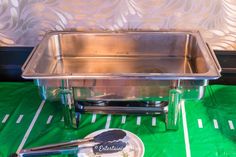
[
  {"x1": 166, "y1": 88, "x2": 182, "y2": 130},
  {"x1": 61, "y1": 91, "x2": 78, "y2": 129}
]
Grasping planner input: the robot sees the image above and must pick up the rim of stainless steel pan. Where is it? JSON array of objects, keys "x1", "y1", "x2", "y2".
[{"x1": 21, "y1": 30, "x2": 221, "y2": 80}]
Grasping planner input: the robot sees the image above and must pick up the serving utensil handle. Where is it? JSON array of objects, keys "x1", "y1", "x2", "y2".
[
  {"x1": 20, "y1": 138, "x2": 92, "y2": 152},
  {"x1": 18, "y1": 147, "x2": 79, "y2": 157}
]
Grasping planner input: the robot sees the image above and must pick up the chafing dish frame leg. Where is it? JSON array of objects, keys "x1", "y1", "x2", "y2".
[
  {"x1": 36, "y1": 83, "x2": 80, "y2": 129},
  {"x1": 43, "y1": 87, "x2": 183, "y2": 130},
  {"x1": 166, "y1": 88, "x2": 182, "y2": 130},
  {"x1": 60, "y1": 88, "x2": 79, "y2": 129},
  {"x1": 60, "y1": 88, "x2": 182, "y2": 130}
]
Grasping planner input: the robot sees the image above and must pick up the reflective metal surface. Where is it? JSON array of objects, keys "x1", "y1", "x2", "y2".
[
  {"x1": 22, "y1": 30, "x2": 220, "y2": 79},
  {"x1": 22, "y1": 30, "x2": 221, "y2": 130}
]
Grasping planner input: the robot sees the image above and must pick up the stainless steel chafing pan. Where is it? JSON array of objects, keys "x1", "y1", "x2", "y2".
[{"x1": 22, "y1": 30, "x2": 221, "y2": 129}]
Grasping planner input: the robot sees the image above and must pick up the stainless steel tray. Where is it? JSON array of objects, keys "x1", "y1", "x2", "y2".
[
  {"x1": 22, "y1": 30, "x2": 221, "y2": 129},
  {"x1": 22, "y1": 31, "x2": 220, "y2": 79}
]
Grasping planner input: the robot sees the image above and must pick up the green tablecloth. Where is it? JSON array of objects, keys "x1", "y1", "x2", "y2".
[{"x1": 0, "y1": 82, "x2": 235, "y2": 157}]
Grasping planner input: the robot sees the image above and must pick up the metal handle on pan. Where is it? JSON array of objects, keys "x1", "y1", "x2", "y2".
[
  {"x1": 206, "y1": 43, "x2": 222, "y2": 72},
  {"x1": 21, "y1": 44, "x2": 39, "y2": 71}
]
